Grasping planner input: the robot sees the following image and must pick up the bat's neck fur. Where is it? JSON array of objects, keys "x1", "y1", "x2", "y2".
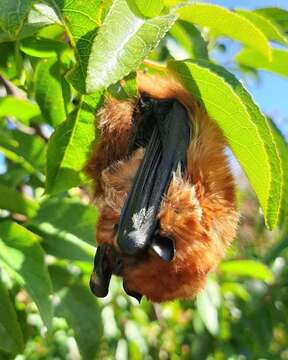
[{"x1": 86, "y1": 73, "x2": 238, "y2": 302}]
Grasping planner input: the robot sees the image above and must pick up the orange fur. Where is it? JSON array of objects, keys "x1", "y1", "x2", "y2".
[{"x1": 86, "y1": 73, "x2": 239, "y2": 302}]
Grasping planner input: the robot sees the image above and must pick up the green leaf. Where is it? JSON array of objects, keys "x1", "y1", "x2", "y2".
[
  {"x1": 29, "y1": 197, "x2": 97, "y2": 262},
  {"x1": 127, "y1": 0, "x2": 164, "y2": 18},
  {"x1": 0, "y1": 221, "x2": 53, "y2": 330},
  {"x1": 196, "y1": 282, "x2": 220, "y2": 336},
  {"x1": 168, "y1": 59, "x2": 287, "y2": 229},
  {"x1": 20, "y1": 37, "x2": 68, "y2": 58},
  {"x1": 0, "y1": 146, "x2": 43, "y2": 181},
  {"x1": 177, "y1": 3, "x2": 271, "y2": 60},
  {"x1": 46, "y1": 0, "x2": 102, "y2": 93},
  {"x1": 236, "y1": 48, "x2": 288, "y2": 78},
  {"x1": 1, "y1": 129, "x2": 46, "y2": 173},
  {"x1": 28, "y1": 3, "x2": 61, "y2": 27},
  {"x1": 0, "y1": 129, "x2": 46, "y2": 183},
  {"x1": 255, "y1": 7, "x2": 288, "y2": 34},
  {"x1": 30, "y1": 197, "x2": 98, "y2": 246},
  {"x1": 0, "y1": 43, "x2": 17, "y2": 79},
  {"x1": 169, "y1": 20, "x2": 208, "y2": 59},
  {"x1": 86, "y1": 0, "x2": 177, "y2": 93},
  {"x1": 0, "y1": 96, "x2": 41, "y2": 125},
  {"x1": 0, "y1": 183, "x2": 39, "y2": 217},
  {"x1": 0, "y1": 279, "x2": 24, "y2": 354},
  {"x1": 108, "y1": 72, "x2": 137, "y2": 100},
  {"x1": 268, "y1": 120, "x2": 288, "y2": 224},
  {"x1": 34, "y1": 58, "x2": 67, "y2": 126},
  {"x1": 0, "y1": 22, "x2": 51, "y2": 43},
  {"x1": 221, "y1": 282, "x2": 250, "y2": 302},
  {"x1": 0, "y1": 0, "x2": 34, "y2": 39},
  {"x1": 219, "y1": 260, "x2": 274, "y2": 282},
  {"x1": 236, "y1": 9, "x2": 288, "y2": 45},
  {"x1": 50, "y1": 266, "x2": 103, "y2": 360},
  {"x1": 46, "y1": 93, "x2": 102, "y2": 194}
]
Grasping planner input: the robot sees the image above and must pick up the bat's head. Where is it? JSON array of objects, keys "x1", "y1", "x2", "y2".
[{"x1": 88, "y1": 75, "x2": 238, "y2": 302}]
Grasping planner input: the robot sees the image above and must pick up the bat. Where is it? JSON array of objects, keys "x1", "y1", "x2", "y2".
[{"x1": 86, "y1": 73, "x2": 239, "y2": 302}]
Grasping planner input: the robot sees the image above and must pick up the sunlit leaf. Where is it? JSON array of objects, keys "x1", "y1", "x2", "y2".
[
  {"x1": 255, "y1": 7, "x2": 288, "y2": 34},
  {"x1": 221, "y1": 282, "x2": 250, "y2": 301},
  {"x1": 219, "y1": 260, "x2": 274, "y2": 282},
  {"x1": 0, "y1": 280, "x2": 24, "y2": 354},
  {"x1": 236, "y1": 48, "x2": 288, "y2": 79},
  {"x1": 0, "y1": 183, "x2": 39, "y2": 217},
  {"x1": 177, "y1": 3, "x2": 271, "y2": 60},
  {"x1": 46, "y1": 0, "x2": 102, "y2": 93},
  {"x1": 0, "y1": 96, "x2": 41, "y2": 125},
  {"x1": 46, "y1": 93, "x2": 102, "y2": 194},
  {"x1": 236, "y1": 9, "x2": 288, "y2": 45},
  {"x1": 0, "y1": 221, "x2": 53, "y2": 330},
  {"x1": 168, "y1": 59, "x2": 287, "y2": 229},
  {"x1": 20, "y1": 37, "x2": 68, "y2": 58},
  {"x1": 86, "y1": 0, "x2": 177, "y2": 93},
  {"x1": 29, "y1": 197, "x2": 97, "y2": 261},
  {"x1": 34, "y1": 58, "x2": 67, "y2": 126},
  {"x1": 127, "y1": 0, "x2": 164, "y2": 18}
]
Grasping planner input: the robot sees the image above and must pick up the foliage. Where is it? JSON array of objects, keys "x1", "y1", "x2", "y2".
[{"x1": 0, "y1": 0, "x2": 287, "y2": 359}]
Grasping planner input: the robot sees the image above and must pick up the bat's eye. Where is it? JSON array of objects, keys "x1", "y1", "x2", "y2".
[{"x1": 139, "y1": 96, "x2": 153, "y2": 112}]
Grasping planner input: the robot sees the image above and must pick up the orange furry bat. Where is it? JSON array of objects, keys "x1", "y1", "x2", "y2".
[{"x1": 86, "y1": 73, "x2": 238, "y2": 302}]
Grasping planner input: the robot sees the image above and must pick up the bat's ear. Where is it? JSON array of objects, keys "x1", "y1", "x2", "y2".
[
  {"x1": 151, "y1": 235, "x2": 175, "y2": 262},
  {"x1": 90, "y1": 245, "x2": 112, "y2": 297}
]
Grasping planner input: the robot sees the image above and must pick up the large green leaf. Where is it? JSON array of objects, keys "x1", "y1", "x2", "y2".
[
  {"x1": 0, "y1": 96, "x2": 41, "y2": 125},
  {"x1": 236, "y1": 9, "x2": 288, "y2": 45},
  {"x1": 46, "y1": 93, "x2": 102, "y2": 194},
  {"x1": 50, "y1": 266, "x2": 103, "y2": 360},
  {"x1": 29, "y1": 197, "x2": 97, "y2": 262},
  {"x1": 168, "y1": 60, "x2": 287, "y2": 229},
  {"x1": 219, "y1": 260, "x2": 274, "y2": 282},
  {"x1": 0, "y1": 183, "x2": 39, "y2": 217},
  {"x1": 236, "y1": 48, "x2": 288, "y2": 78},
  {"x1": 0, "y1": 280, "x2": 24, "y2": 354},
  {"x1": 255, "y1": 7, "x2": 288, "y2": 34},
  {"x1": 0, "y1": 221, "x2": 53, "y2": 330},
  {"x1": 177, "y1": 3, "x2": 271, "y2": 60},
  {"x1": 0, "y1": 0, "x2": 34, "y2": 39},
  {"x1": 86, "y1": 0, "x2": 177, "y2": 93},
  {"x1": 34, "y1": 58, "x2": 67, "y2": 126},
  {"x1": 47, "y1": 0, "x2": 102, "y2": 93}
]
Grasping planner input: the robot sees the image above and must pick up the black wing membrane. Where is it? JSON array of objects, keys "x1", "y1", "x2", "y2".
[{"x1": 117, "y1": 98, "x2": 191, "y2": 259}]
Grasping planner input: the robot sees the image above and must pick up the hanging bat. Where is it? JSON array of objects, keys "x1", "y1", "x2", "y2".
[{"x1": 86, "y1": 73, "x2": 239, "y2": 302}]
